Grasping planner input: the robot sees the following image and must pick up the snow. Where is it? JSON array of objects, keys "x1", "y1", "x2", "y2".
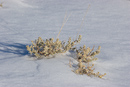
[{"x1": 0, "y1": 0, "x2": 130, "y2": 87}]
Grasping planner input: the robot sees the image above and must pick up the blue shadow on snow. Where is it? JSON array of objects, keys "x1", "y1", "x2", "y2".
[{"x1": 0, "y1": 42, "x2": 29, "y2": 56}]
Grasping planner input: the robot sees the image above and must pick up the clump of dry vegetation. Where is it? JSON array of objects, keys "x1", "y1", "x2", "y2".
[
  {"x1": 74, "y1": 59, "x2": 106, "y2": 78},
  {"x1": 71, "y1": 45, "x2": 106, "y2": 78},
  {"x1": 0, "y1": 3, "x2": 2, "y2": 7},
  {"x1": 0, "y1": 2, "x2": 3, "y2": 7},
  {"x1": 26, "y1": 35, "x2": 82, "y2": 58},
  {"x1": 76, "y1": 45, "x2": 101, "y2": 63}
]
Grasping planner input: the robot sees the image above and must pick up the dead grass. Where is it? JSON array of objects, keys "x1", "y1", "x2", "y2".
[{"x1": 0, "y1": 2, "x2": 3, "y2": 7}]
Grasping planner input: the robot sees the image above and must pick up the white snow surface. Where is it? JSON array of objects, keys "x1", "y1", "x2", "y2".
[{"x1": 0, "y1": 0, "x2": 130, "y2": 87}]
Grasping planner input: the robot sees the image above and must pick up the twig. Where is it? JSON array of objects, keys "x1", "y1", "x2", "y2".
[
  {"x1": 76, "y1": 4, "x2": 90, "y2": 39},
  {"x1": 69, "y1": 59, "x2": 72, "y2": 68},
  {"x1": 88, "y1": 45, "x2": 95, "y2": 56},
  {"x1": 57, "y1": 11, "x2": 72, "y2": 39}
]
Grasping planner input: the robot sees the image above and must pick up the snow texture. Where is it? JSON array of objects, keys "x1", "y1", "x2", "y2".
[{"x1": 0, "y1": 0, "x2": 130, "y2": 87}]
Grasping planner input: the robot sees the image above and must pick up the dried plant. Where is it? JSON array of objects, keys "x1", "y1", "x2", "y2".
[
  {"x1": 76, "y1": 45, "x2": 101, "y2": 63},
  {"x1": 71, "y1": 45, "x2": 106, "y2": 78},
  {"x1": 73, "y1": 59, "x2": 106, "y2": 78},
  {"x1": 26, "y1": 35, "x2": 82, "y2": 59},
  {"x1": 0, "y1": 2, "x2": 3, "y2": 7},
  {"x1": 26, "y1": 12, "x2": 80, "y2": 59}
]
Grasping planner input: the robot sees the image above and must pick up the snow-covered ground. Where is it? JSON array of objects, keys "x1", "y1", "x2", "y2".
[{"x1": 0, "y1": 0, "x2": 130, "y2": 87}]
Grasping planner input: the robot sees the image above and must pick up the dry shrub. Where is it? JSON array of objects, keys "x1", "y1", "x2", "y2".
[
  {"x1": 26, "y1": 35, "x2": 82, "y2": 59},
  {"x1": 71, "y1": 45, "x2": 106, "y2": 78}
]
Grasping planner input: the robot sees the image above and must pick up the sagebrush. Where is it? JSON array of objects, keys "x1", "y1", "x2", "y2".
[
  {"x1": 26, "y1": 35, "x2": 81, "y2": 58},
  {"x1": 71, "y1": 45, "x2": 106, "y2": 78}
]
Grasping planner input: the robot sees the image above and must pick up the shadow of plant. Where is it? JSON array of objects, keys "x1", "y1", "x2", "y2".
[{"x1": 0, "y1": 42, "x2": 29, "y2": 56}]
